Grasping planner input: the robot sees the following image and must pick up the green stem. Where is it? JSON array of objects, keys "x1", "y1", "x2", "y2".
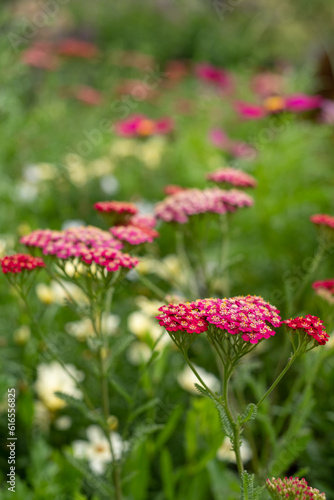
[
  {"x1": 176, "y1": 229, "x2": 200, "y2": 299},
  {"x1": 89, "y1": 293, "x2": 123, "y2": 500},
  {"x1": 257, "y1": 353, "x2": 298, "y2": 408},
  {"x1": 184, "y1": 354, "x2": 221, "y2": 405},
  {"x1": 222, "y1": 362, "x2": 244, "y2": 476},
  {"x1": 137, "y1": 273, "x2": 167, "y2": 301},
  {"x1": 290, "y1": 241, "x2": 329, "y2": 314},
  {"x1": 220, "y1": 213, "x2": 230, "y2": 297},
  {"x1": 14, "y1": 284, "x2": 95, "y2": 410}
]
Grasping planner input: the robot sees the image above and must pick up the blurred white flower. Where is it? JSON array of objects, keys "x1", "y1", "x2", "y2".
[
  {"x1": 54, "y1": 415, "x2": 72, "y2": 431},
  {"x1": 0, "y1": 235, "x2": 15, "y2": 257},
  {"x1": 127, "y1": 341, "x2": 152, "y2": 365},
  {"x1": 72, "y1": 425, "x2": 128, "y2": 474},
  {"x1": 17, "y1": 183, "x2": 38, "y2": 202},
  {"x1": 135, "y1": 296, "x2": 164, "y2": 316},
  {"x1": 217, "y1": 436, "x2": 252, "y2": 463},
  {"x1": 13, "y1": 325, "x2": 31, "y2": 345},
  {"x1": 35, "y1": 361, "x2": 84, "y2": 411},
  {"x1": 36, "y1": 280, "x2": 88, "y2": 306},
  {"x1": 110, "y1": 138, "x2": 139, "y2": 157},
  {"x1": 138, "y1": 136, "x2": 166, "y2": 169},
  {"x1": 100, "y1": 175, "x2": 119, "y2": 195},
  {"x1": 61, "y1": 220, "x2": 85, "y2": 230},
  {"x1": 90, "y1": 157, "x2": 115, "y2": 176},
  {"x1": 23, "y1": 163, "x2": 57, "y2": 183},
  {"x1": 66, "y1": 314, "x2": 120, "y2": 341},
  {"x1": 177, "y1": 364, "x2": 220, "y2": 395}
]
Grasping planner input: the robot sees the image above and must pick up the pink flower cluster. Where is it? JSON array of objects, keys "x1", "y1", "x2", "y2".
[
  {"x1": 156, "y1": 295, "x2": 281, "y2": 344},
  {"x1": 195, "y1": 63, "x2": 232, "y2": 90},
  {"x1": 310, "y1": 214, "x2": 334, "y2": 229},
  {"x1": 312, "y1": 279, "x2": 334, "y2": 294},
  {"x1": 266, "y1": 477, "x2": 326, "y2": 500},
  {"x1": 114, "y1": 114, "x2": 174, "y2": 137},
  {"x1": 20, "y1": 226, "x2": 138, "y2": 272},
  {"x1": 209, "y1": 129, "x2": 257, "y2": 160},
  {"x1": 1, "y1": 254, "x2": 45, "y2": 274},
  {"x1": 206, "y1": 167, "x2": 257, "y2": 188},
  {"x1": 109, "y1": 212, "x2": 159, "y2": 246},
  {"x1": 154, "y1": 187, "x2": 254, "y2": 223},
  {"x1": 21, "y1": 38, "x2": 100, "y2": 71},
  {"x1": 111, "y1": 225, "x2": 159, "y2": 245},
  {"x1": 94, "y1": 201, "x2": 138, "y2": 216},
  {"x1": 283, "y1": 315, "x2": 329, "y2": 345}
]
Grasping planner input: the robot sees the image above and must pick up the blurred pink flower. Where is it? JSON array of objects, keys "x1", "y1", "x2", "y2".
[
  {"x1": 209, "y1": 129, "x2": 231, "y2": 149},
  {"x1": 208, "y1": 128, "x2": 257, "y2": 159},
  {"x1": 285, "y1": 93, "x2": 322, "y2": 112},
  {"x1": 21, "y1": 41, "x2": 58, "y2": 70},
  {"x1": 320, "y1": 99, "x2": 334, "y2": 124},
  {"x1": 57, "y1": 38, "x2": 99, "y2": 59},
  {"x1": 251, "y1": 72, "x2": 285, "y2": 98},
  {"x1": 114, "y1": 115, "x2": 174, "y2": 137},
  {"x1": 73, "y1": 86, "x2": 103, "y2": 106},
  {"x1": 195, "y1": 63, "x2": 232, "y2": 90},
  {"x1": 235, "y1": 101, "x2": 267, "y2": 120}
]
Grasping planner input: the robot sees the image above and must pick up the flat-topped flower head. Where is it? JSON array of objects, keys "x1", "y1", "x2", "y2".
[
  {"x1": 313, "y1": 279, "x2": 334, "y2": 293},
  {"x1": 206, "y1": 167, "x2": 257, "y2": 189},
  {"x1": 94, "y1": 201, "x2": 138, "y2": 225},
  {"x1": 156, "y1": 295, "x2": 281, "y2": 346},
  {"x1": 310, "y1": 213, "x2": 334, "y2": 229},
  {"x1": 21, "y1": 226, "x2": 138, "y2": 274},
  {"x1": 191, "y1": 295, "x2": 281, "y2": 344},
  {"x1": 155, "y1": 187, "x2": 253, "y2": 224},
  {"x1": 284, "y1": 315, "x2": 329, "y2": 345},
  {"x1": 1, "y1": 254, "x2": 45, "y2": 274},
  {"x1": 130, "y1": 214, "x2": 157, "y2": 229},
  {"x1": 266, "y1": 477, "x2": 326, "y2": 500},
  {"x1": 312, "y1": 279, "x2": 334, "y2": 304},
  {"x1": 110, "y1": 225, "x2": 159, "y2": 246},
  {"x1": 94, "y1": 201, "x2": 138, "y2": 216}
]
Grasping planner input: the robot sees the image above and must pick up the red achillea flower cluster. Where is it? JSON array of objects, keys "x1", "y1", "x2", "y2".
[
  {"x1": 114, "y1": 114, "x2": 174, "y2": 137},
  {"x1": 1, "y1": 254, "x2": 45, "y2": 274},
  {"x1": 111, "y1": 225, "x2": 159, "y2": 245},
  {"x1": 206, "y1": 167, "x2": 257, "y2": 188},
  {"x1": 283, "y1": 315, "x2": 329, "y2": 345},
  {"x1": 156, "y1": 295, "x2": 281, "y2": 344},
  {"x1": 155, "y1": 187, "x2": 253, "y2": 224},
  {"x1": 20, "y1": 227, "x2": 138, "y2": 272},
  {"x1": 266, "y1": 477, "x2": 326, "y2": 500},
  {"x1": 94, "y1": 201, "x2": 138, "y2": 216},
  {"x1": 310, "y1": 214, "x2": 334, "y2": 229},
  {"x1": 312, "y1": 279, "x2": 334, "y2": 293}
]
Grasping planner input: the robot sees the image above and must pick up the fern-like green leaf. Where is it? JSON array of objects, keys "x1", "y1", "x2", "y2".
[
  {"x1": 238, "y1": 403, "x2": 257, "y2": 425},
  {"x1": 194, "y1": 384, "x2": 234, "y2": 439}
]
